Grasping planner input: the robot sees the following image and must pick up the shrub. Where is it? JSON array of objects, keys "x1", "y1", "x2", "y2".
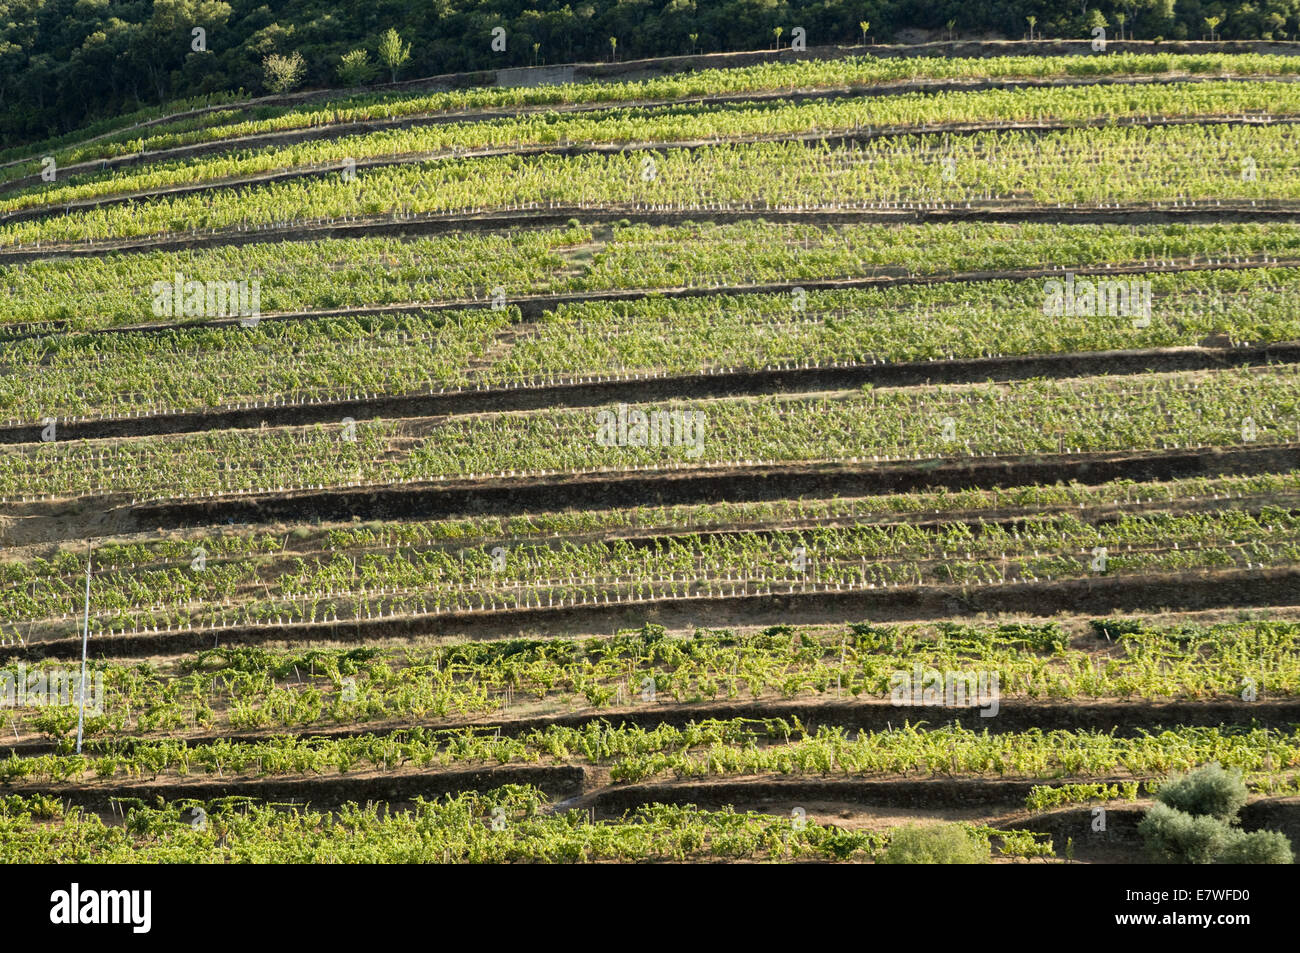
[
  {"x1": 997, "y1": 830, "x2": 1055, "y2": 858},
  {"x1": 1156, "y1": 763, "x2": 1248, "y2": 821},
  {"x1": 336, "y1": 49, "x2": 378, "y2": 86},
  {"x1": 1217, "y1": 830, "x2": 1294, "y2": 865},
  {"x1": 816, "y1": 828, "x2": 870, "y2": 861},
  {"x1": 1090, "y1": 617, "x2": 1145, "y2": 640},
  {"x1": 879, "y1": 824, "x2": 988, "y2": 864},
  {"x1": 1000, "y1": 621, "x2": 1067, "y2": 652},
  {"x1": 263, "y1": 52, "x2": 306, "y2": 94},
  {"x1": 1140, "y1": 764, "x2": 1295, "y2": 863},
  {"x1": 1138, "y1": 803, "x2": 1236, "y2": 864}
]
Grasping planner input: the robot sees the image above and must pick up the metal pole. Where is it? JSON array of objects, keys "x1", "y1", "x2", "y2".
[{"x1": 75, "y1": 547, "x2": 92, "y2": 755}]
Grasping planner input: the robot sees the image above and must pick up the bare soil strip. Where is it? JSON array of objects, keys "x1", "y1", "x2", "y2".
[
  {"x1": 4, "y1": 488, "x2": 1273, "y2": 583},
  {"x1": 0, "y1": 774, "x2": 1049, "y2": 813},
  {"x1": 591, "y1": 777, "x2": 1055, "y2": 812},
  {"x1": 4, "y1": 341, "x2": 1294, "y2": 446},
  {"x1": 4, "y1": 204, "x2": 1297, "y2": 264},
  {"x1": 15, "y1": 766, "x2": 1299, "y2": 838},
  {"x1": 8, "y1": 764, "x2": 586, "y2": 810},
  {"x1": 6, "y1": 444, "x2": 1293, "y2": 547},
  {"x1": 123, "y1": 445, "x2": 1300, "y2": 529},
  {"x1": 9, "y1": 256, "x2": 1288, "y2": 345},
  {"x1": 8, "y1": 698, "x2": 1291, "y2": 759},
  {"x1": 15, "y1": 567, "x2": 1300, "y2": 660}
]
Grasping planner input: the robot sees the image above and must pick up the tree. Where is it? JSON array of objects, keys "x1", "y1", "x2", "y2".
[
  {"x1": 1205, "y1": 15, "x2": 1222, "y2": 41},
  {"x1": 609, "y1": 36, "x2": 617, "y2": 61},
  {"x1": 946, "y1": 19, "x2": 956, "y2": 41},
  {"x1": 336, "y1": 49, "x2": 377, "y2": 87},
  {"x1": 773, "y1": 26, "x2": 784, "y2": 49},
  {"x1": 262, "y1": 52, "x2": 305, "y2": 94},
  {"x1": 859, "y1": 21, "x2": 870, "y2": 45},
  {"x1": 1139, "y1": 764, "x2": 1293, "y2": 864},
  {"x1": 1026, "y1": 16, "x2": 1037, "y2": 40},
  {"x1": 1139, "y1": 803, "x2": 1235, "y2": 864},
  {"x1": 688, "y1": 33, "x2": 699, "y2": 54},
  {"x1": 1115, "y1": 12, "x2": 1126, "y2": 40},
  {"x1": 377, "y1": 28, "x2": 411, "y2": 83},
  {"x1": 1156, "y1": 763, "x2": 1247, "y2": 821},
  {"x1": 0, "y1": 40, "x2": 23, "y2": 108}
]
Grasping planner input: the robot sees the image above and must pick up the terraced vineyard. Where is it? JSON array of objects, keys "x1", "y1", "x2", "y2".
[{"x1": 4, "y1": 41, "x2": 1300, "y2": 870}]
